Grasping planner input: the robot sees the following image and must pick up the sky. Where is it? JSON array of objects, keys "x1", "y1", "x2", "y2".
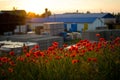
[{"x1": 0, "y1": 0, "x2": 120, "y2": 14}]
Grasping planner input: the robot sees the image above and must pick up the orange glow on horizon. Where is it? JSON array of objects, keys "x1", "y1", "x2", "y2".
[{"x1": 0, "y1": 0, "x2": 120, "y2": 14}]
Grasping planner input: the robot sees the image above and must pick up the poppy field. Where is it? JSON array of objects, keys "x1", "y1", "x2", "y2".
[{"x1": 0, "y1": 34, "x2": 120, "y2": 80}]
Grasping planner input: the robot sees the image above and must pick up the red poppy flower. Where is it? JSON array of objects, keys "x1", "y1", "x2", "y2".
[
  {"x1": 0, "y1": 57, "x2": 1, "y2": 61},
  {"x1": 34, "y1": 50, "x2": 40, "y2": 56},
  {"x1": 65, "y1": 53, "x2": 69, "y2": 57},
  {"x1": 87, "y1": 57, "x2": 97, "y2": 62},
  {"x1": 8, "y1": 67, "x2": 13, "y2": 73},
  {"x1": 70, "y1": 53, "x2": 76, "y2": 57},
  {"x1": 55, "y1": 56, "x2": 61, "y2": 60},
  {"x1": 45, "y1": 59, "x2": 48, "y2": 63},
  {"x1": 1, "y1": 70, "x2": 6, "y2": 76},
  {"x1": 72, "y1": 59, "x2": 79, "y2": 64},
  {"x1": 9, "y1": 51, "x2": 15, "y2": 56},
  {"x1": 88, "y1": 47, "x2": 93, "y2": 51},
  {"x1": 26, "y1": 53, "x2": 30, "y2": 57},
  {"x1": 40, "y1": 52, "x2": 45, "y2": 57},
  {"x1": 33, "y1": 53, "x2": 39, "y2": 58},
  {"x1": 87, "y1": 58, "x2": 92, "y2": 62},
  {"x1": 49, "y1": 46, "x2": 55, "y2": 51},
  {"x1": 35, "y1": 45, "x2": 40, "y2": 49},
  {"x1": 0, "y1": 62, "x2": 2, "y2": 67},
  {"x1": 9, "y1": 61, "x2": 16, "y2": 66},
  {"x1": 23, "y1": 49, "x2": 27, "y2": 53},
  {"x1": 30, "y1": 47, "x2": 35, "y2": 52},
  {"x1": 60, "y1": 48, "x2": 64, "y2": 51},
  {"x1": 81, "y1": 49, "x2": 86, "y2": 53},
  {"x1": 96, "y1": 33, "x2": 100, "y2": 37},
  {"x1": 1, "y1": 57, "x2": 8, "y2": 63},
  {"x1": 99, "y1": 38, "x2": 105, "y2": 42},
  {"x1": 97, "y1": 42, "x2": 102, "y2": 49},
  {"x1": 63, "y1": 44, "x2": 68, "y2": 48},
  {"x1": 92, "y1": 58, "x2": 97, "y2": 62},
  {"x1": 17, "y1": 56, "x2": 25, "y2": 62},
  {"x1": 52, "y1": 42, "x2": 58, "y2": 46}
]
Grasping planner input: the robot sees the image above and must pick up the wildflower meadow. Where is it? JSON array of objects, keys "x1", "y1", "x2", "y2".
[{"x1": 0, "y1": 34, "x2": 120, "y2": 80}]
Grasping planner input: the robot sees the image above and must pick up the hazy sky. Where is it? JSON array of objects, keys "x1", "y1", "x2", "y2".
[{"x1": 0, "y1": 0, "x2": 120, "y2": 14}]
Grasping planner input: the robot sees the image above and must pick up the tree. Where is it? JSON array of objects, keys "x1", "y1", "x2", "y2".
[
  {"x1": 86, "y1": 11, "x2": 91, "y2": 14},
  {"x1": 40, "y1": 8, "x2": 52, "y2": 18},
  {"x1": 0, "y1": 10, "x2": 27, "y2": 35},
  {"x1": 27, "y1": 12, "x2": 37, "y2": 18}
]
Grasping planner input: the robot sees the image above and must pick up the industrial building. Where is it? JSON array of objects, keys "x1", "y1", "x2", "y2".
[{"x1": 27, "y1": 13, "x2": 115, "y2": 32}]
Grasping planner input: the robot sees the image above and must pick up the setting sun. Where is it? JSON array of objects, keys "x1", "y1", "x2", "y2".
[
  {"x1": 20, "y1": 0, "x2": 46, "y2": 14},
  {"x1": 18, "y1": 0, "x2": 69, "y2": 14},
  {"x1": 0, "y1": 0, "x2": 120, "y2": 14}
]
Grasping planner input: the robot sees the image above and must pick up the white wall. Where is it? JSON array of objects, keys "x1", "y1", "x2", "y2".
[
  {"x1": 92, "y1": 18, "x2": 105, "y2": 30},
  {"x1": 62, "y1": 19, "x2": 107, "y2": 32},
  {"x1": 77, "y1": 24, "x2": 84, "y2": 31},
  {"x1": 77, "y1": 18, "x2": 106, "y2": 31},
  {"x1": 66, "y1": 23, "x2": 94, "y2": 32},
  {"x1": 66, "y1": 23, "x2": 71, "y2": 31},
  {"x1": 88, "y1": 24, "x2": 94, "y2": 31},
  {"x1": 77, "y1": 23, "x2": 94, "y2": 31}
]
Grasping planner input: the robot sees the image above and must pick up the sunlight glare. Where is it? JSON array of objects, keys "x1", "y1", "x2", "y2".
[{"x1": 22, "y1": 0, "x2": 46, "y2": 14}]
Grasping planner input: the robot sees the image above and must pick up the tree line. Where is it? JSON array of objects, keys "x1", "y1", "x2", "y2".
[{"x1": 27, "y1": 10, "x2": 52, "y2": 18}]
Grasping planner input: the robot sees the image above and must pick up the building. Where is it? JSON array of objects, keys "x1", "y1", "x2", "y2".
[
  {"x1": 0, "y1": 10, "x2": 26, "y2": 35},
  {"x1": 27, "y1": 13, "x2": 115, "y2": 32}
]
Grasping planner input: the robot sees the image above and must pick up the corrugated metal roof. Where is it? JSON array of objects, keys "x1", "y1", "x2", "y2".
[
  {"x1": 29, "y1": 13, "x2": 114, "y2": 23},
  {"x1": 55, "y1": 18, "x2": 97, "y2": 23},
  {"x1": 30, "y1": 17, "x2": 97, "y2": 23},
  {"x1": 49, "y1": 13, "x2": 109, "y2": 18}
]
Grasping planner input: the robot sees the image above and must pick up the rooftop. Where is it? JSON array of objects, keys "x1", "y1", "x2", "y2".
[
  {"x1": 49, "y1": 13, "x2": 114, "y2": 18},
  {"x1": 30, "y1": 17, "x2": 97, "y2": 23},
  {"x1": 29, "y1": 13, "x2": 115, "y2": 23}
]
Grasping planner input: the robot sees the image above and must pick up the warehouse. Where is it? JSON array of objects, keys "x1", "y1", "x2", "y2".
[{"x1": 28, "y1": 13, "x2": 115, "y2": 32}]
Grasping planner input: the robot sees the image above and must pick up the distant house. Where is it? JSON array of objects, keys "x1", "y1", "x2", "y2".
[{"x1": 28, "y1": 13, "x2": 115, "y2": 32}]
